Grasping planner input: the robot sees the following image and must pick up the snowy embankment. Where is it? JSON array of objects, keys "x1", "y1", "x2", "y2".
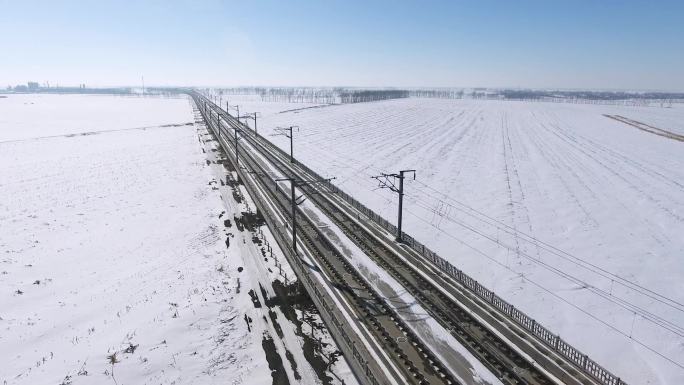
[
  {"x1": 249, "y1": 97, "x2": 684, "y2": 385},
  {"x1": 0, "y1": 94, "x2": 354, "y2": 385}
]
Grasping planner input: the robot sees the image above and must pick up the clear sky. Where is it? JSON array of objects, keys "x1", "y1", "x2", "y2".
[{"x1": 1, "y1": 0, "x2": 682, "y2": 90}]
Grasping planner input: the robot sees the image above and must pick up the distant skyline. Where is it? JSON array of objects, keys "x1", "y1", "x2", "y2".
[{"x1": 1, "y1": 0, "x2": 683, "y2": 91}]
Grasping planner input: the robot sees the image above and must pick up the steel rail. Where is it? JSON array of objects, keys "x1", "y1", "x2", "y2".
[{"x1": 195, "y1": 95, "x2": 458, "y2": 385}]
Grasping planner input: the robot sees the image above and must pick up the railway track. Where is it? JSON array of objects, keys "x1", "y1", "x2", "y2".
[
  {"x1": 194, "y1": 92, "x2": 615, "y2": 385},
  {"x1": 195, "y1": 95, "x2": 458, "y2": 385}
]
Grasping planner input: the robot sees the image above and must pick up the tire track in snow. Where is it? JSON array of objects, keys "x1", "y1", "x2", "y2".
[
  {"x1": 543, "y1": 119, "x2": 683, "y2": 224},
  {"x1": 499, "y1": 111, "x2": 525, "y2": 268}
]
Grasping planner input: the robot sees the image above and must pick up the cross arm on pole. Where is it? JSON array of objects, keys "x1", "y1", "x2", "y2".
[
  {"x1": 371, "y1": 170, "x2": 417, "y2": 242},
  {"x1": 294, "y1": 177, "x2": 336, "y2": 203},
  {"x1": 273, "y1": 125, "x2": 299, "y2": 139},
  {"x1": 371, "y1": 173, "x2": 400, "y2": 193}
]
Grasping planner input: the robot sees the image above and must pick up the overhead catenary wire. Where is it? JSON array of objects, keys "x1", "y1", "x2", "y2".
[
  {"x1": 406, "y1": 197, "x2": 684, "y2": 337},
  {"x1": 402, "y1": 205, "x2": 684, "y2": 370},
  {"x1": 277, "y1": 135, "x2": 684, "y2": 343},
  {"x1": 202, "y1": 94, "x2": 684, "y2": 376},
  {"x1": 278, "y1": 131, "x2": 684, "y2": 318},
  {"x1": 282, "y1": 134, "x2": 684, "y2": 367},
  {"x1": 245, "y1": 102, "x2": 684, "y2": 362},
  {"x1": 406, "y1": 179, "x2": 684, "y2": 313}
]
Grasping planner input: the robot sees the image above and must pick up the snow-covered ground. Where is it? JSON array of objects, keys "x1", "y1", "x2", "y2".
[
  {"x1": 236, "y1": 96, "x2": 683, "y2": 385},
  {"x1": 0, "y1": 94, "x2": 193, "y2": 141},
  {"x1": 615, "y1": 103, "x2": 684, "y2": 135},
  {"x1": 5, "y1": 92, "x2": 680, "y2": 384},
  {"x1": 0, "y1": 94, "x2": 355, "y2": 385}
]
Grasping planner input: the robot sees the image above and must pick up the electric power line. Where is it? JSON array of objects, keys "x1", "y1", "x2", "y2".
[
  {"x1": 290, "y1": 136, "x2": 684, "y2": 317},
  {"x1": 407, "y1": 178, "x2": 684, "y2": 312},
  {"x1": 254, "y1": 118, "x2": 684, "y2": 345},
  {"x1": 401, "y1": 206, "x2": 684, "y2": 370}
]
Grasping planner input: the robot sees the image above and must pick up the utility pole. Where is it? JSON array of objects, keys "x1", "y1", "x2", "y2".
[
  {"x1": 228, "y1": 104, "x2": 240, "y2": 124},
  {"x1": 243, "y1": 112, "x2": 259, "y2": 137},
  {"x1": 273, "y1": 126, "x2": 298, "y2": 163},
  {"x1": 277, "y1": 178, "x2": 299, "y2": 254},
  {"x1": 372, "y1": 170, "x2": 416, "y2": 242},
  {"x1": 234, "y1": 124, "x2": 240, "y2": 167},
  {"x1": 275, "y1": 176, "x2": 335, "y2": 254},
  {"x1": 216, "y1": 109, "x2": 222, "y2": 140}
]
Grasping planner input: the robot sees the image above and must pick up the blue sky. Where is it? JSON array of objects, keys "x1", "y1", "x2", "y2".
[{"x1": 1, "y1": 0, "x2": 682, "y2": 90}]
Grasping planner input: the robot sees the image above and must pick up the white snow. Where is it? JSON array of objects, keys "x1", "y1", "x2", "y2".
[
  {"x1": 0, "y1": 96, "x2": 250, "y2": 384},
  {"x1": 607, "y1": 103, "x2": 684, "y2": 135},
  {"x1": 227, "y1": 115, "x2": 501, "y2": 384},
  {"x1": 298, "y1": 199, "x2": 504, "y2": 385},
  {"x1": 246, "y1": 96, "x2": 684, "y2": 385},
  {"x1": 0, "y1": 94, "x2": 356, "y2": 385},
  {"x1": 4, "y1": 91, "x2": 681, "y2": 384},
  {"x1": 0, "y1": 94, "x2": 192, "y2": 142}
]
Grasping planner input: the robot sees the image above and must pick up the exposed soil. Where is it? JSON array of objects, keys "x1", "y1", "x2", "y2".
[
  {"x1": 262, "y1": 336, "x2": 290, "y2": 385},
  {"x1": 234, "y1": 211, "x2": 266, "y2": 233},
  {"x1": 265, "y1": 279, "x2": 340, "y2": 385},
  {"x1": 285, "y1": 349, "x2": 302, "y2": 381},
  {"x1": 248, "y1": 289, "x2": 262, "y2": 308},
  {"x1": 604, "y1": 114, "x2": 684, "y2": 142}
]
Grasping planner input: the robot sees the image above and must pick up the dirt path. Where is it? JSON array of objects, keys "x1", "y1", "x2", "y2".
[{"x1": 604, "y1": 114, "x2": 684, "y2": 142}]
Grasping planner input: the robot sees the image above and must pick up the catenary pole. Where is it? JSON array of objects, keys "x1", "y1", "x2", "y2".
[
  {"x1": 291, "y1": 180, "x2": 297, "y2": 253},
  {"x1": 371, "y1": 170, "x2": 415, "y2": 241}
]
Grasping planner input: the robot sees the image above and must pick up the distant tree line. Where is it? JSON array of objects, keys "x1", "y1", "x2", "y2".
[
  {"x1": 208, "y1": 87, "x2": 338, "y2": 104},
  {"x1": 404, "y1": 88, "x2": 684, "y2": 106},
  {"x1": 209, "y1": 87, "x2": 411, "y2": 104},
  {"x1": 211, "y1": 87, "x2": 263, "y2": 95},
  {"x1": 339, "y1": 90, "x2": 409, "y2": 103},
  {"x1": 5, "y1": 82, "x2": 133, "y2": 94},
  {"x1": 259, "y1": 88, "x2": 339, "y2": 104},
  {"x1": 492, "y1": 89, "x2": 683, "y2": 106},
  {"x1": 500, "y1": 89, "x2": 684, "y2": 101},
  {"x1": 409, "y1": 89, "x2": 465, "y2": 99}
]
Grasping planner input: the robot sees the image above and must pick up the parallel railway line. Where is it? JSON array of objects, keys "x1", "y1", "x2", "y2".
[
  {"x1": 194, "y1": 91, "x2": 623, "y2": 385},
  {"x1": 195, "y1": 95, "x2": 457, "y2": 385}
]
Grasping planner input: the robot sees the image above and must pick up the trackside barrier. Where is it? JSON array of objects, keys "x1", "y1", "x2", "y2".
[
  {"x1": 195, "y1": 96, "x2": 387, "y2": 385},
  {"x1": 337, "y1": 195, "x2": 627, "y2": 385},
  {"x1": 196, "y1": 93, "x2": 625, "y2": 385}
]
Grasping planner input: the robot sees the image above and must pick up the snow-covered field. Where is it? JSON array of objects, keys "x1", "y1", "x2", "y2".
[
  {"x1": 4, "y1": 92, "x2": 681, "y2": 384},
  {"x1": 0, "y1": 94, "x2": 354, "y2": 385},
  {"x1": 239, "y1": 96, "x2": 683, "y2": 385},
  {"x1": 616, "y1": 104, "x2": 684, "y2": 136},
  {"x1": 0, "y1": 94, "x2": 193, "y2": 141}
]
